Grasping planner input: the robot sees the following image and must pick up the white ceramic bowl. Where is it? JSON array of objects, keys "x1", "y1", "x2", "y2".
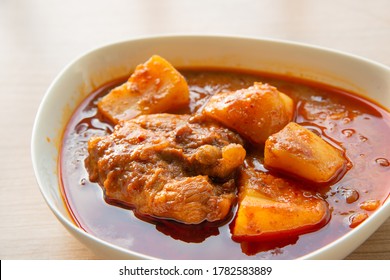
[{"x1": 31, "y1": 35, "x2": 390, "y2": 259}]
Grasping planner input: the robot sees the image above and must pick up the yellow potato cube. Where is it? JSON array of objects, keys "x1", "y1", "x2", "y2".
[
  {"x1": 203, "y1": 82, "x2": 293, "y2": 145},
  {"x1": 98, "y1": 55, "x2": 190, "y2": 124},
  {"x1": 232, "y1": 168, "x2": 329, "y2": 241},
  {"x1": 264, "y1": 122, "x2": 347, "y2": 183}
]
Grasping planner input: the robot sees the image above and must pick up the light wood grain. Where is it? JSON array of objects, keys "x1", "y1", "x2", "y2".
[{"x1": 0, "y1": 0, "x2": 389, "y2": 260}]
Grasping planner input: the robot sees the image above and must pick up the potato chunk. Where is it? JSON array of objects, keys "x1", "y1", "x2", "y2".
[
  {"x1": 264, "y1": 122, "x2": 346, "y2": 183},
  {"x1": 232, "y1": 168, "x2": 329, "y2": 241},
  {"x1": 203, "y1": 82, "x2": 293, "y2": 144},
  {"x1": 190, "y1": 143, "x2": 246, "y2": 178},
  {"x1": 98, "y1": 55, "x2": 190, "y2": 123}
]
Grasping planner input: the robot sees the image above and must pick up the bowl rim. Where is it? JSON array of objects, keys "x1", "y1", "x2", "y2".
[{"x1": 31, "y1": 34, "x2": 390, "y2": 260}]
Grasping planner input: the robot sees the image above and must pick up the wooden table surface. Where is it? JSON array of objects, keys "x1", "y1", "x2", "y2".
[{"x1": 1, "y1": 0, "x2": 389, "y2": 260}]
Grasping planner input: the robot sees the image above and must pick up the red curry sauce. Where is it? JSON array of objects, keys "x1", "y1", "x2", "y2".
[{"x1": 60, "y1": 69, "x2": 390, "y2": 259}]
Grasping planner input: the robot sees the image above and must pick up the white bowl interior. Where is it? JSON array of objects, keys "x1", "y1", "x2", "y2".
[{"x1": 32, "y1": 35, "x2": 390, "y2": 259}]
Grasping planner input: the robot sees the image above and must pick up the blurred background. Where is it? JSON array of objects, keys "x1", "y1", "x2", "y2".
[{"x1": 0, "y1": 0, "x2": 389, "y2": 259}]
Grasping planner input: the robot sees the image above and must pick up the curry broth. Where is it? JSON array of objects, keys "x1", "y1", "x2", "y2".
[{"x1": 60, "y1": 69, "x2": 390, "y2": 259}]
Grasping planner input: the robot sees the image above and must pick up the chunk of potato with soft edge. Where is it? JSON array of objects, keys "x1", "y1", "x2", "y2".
[
  {"x1": 203, "y1": 82, "x2": 293, "y2": 144},
  {"x1": 232, "y1": 168, "x2": 329, "y2": 241},
  {"x1": 98, "y1": 55, "x2": 189, "y2": 124},
  {"x1": 264, "y1": 122, "x2": 346, "y2": 183}
]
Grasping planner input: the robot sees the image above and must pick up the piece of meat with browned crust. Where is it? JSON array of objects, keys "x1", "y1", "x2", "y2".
[{"x1": 85, "y1": 113, "x2": 246, "y2": 224}]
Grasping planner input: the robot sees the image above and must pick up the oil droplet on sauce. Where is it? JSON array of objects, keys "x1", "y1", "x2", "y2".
[
  {"x1": 375, "y1": 158, "x2": 390, "y2": 167},
  {"x1": 80, "y1": 178, "x2": 87, "y2": 186},
  {"x1": 359, "y1": 135, "x2": 368, "y2": 142},
  {"x1": 341, "y1": 129, "x2": 355, "y2": 138},
  {"x1": 342, "y1": 117, "x2": 351, "y2": 124},
  {"x1": 360, "y1": 200, "x2": 380, "y2": 211},
  {"x1": 348, "y1": 212, "x2": 368, "y2": 228},
  {"x1": 342, "y1": 188, "x2": 360, "y2": 204}
]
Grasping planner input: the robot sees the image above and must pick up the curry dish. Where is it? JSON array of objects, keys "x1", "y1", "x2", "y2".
[{"x1": 60, "y1": 55, "x2": 390, "y2": 259}]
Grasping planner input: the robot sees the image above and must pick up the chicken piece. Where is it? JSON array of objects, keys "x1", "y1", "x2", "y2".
[
  {"x1": 264, "y1": 122, "x2": 347, "y2": 183},
  {"x1": 148, "y1": 176, "x2": 235, "y2": 224},
  {"x1": 98, "y1": 55, "x2": 190, "y2": 124},
  {"x1": 203, "y1": 82, "x2": 293, "y2": 144},
  {"x1": 231, "y1": 167, "x2": 330, "y2": 241},
  {"x1": 86, "y1": 114, "x2": 245, "y2": 224}
]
